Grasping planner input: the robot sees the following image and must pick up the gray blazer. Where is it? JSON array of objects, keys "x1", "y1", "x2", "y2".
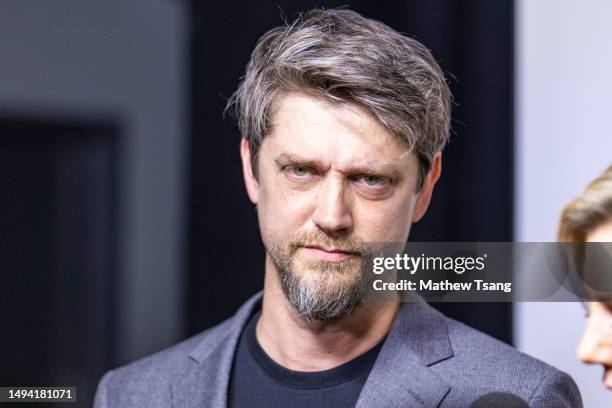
[{"x1": 94, "y1": 292, "x2": 582, "y2": 407}]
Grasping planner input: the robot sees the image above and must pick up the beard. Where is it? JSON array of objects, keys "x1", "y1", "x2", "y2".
[{"x1": 266, "y1": 229, "x2": 373, "y2": 321}]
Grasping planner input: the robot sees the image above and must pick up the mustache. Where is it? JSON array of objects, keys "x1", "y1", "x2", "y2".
[{"x1": 288, "y1": 230, "x2": 371, "y2": 256}]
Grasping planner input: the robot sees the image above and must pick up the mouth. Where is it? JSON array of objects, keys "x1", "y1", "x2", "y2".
[{"x1": 301, "y1": 246, "x2": 358, "y2": 262}]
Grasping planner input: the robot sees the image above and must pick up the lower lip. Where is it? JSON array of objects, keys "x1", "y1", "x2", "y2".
[{"x1": 302, "y1": 247, "x2": 355, "y2": 262}]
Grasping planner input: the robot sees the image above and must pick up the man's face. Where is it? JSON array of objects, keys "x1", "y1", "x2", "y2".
[{"x1": 241, "y1": 92, "x2": 440, "y2": 320}]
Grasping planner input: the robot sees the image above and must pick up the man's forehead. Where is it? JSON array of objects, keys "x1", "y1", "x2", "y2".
[
  {"x1": 267, "y1": 92, "x2": 414, "y2": 163},
  {"x1": 271, "y1": 92, "x2": 385, "y2": 135}
]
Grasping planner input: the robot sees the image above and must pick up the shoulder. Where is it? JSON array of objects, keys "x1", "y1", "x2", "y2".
[
  {"x1": 445, "y1": 313, "x2": 548, "y2": 375},
  {"x1": 113, "y1": 316, "x2": 232, "y2": 379},
  {"x1": 93, "y1": 292, "x2": 263, "y2": 408},
  {"x1": 93, "y1": 317, "x2": 234, "y2": 408},
  {"x1": 432, "y1": 308, "x2": 581, "y2": 406}
]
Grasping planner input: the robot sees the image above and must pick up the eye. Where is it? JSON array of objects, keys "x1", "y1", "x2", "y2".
[
  {"x1": 291, "y1": 165, "x2": 311, "y2": 177},
  {"x1": 352, "y1": 174, "x2": 394, "y2": 198},
  {"x1": 362, "y1": 175, "x2": 384, "y2": 186},
  {"x1": 357, "y1": 174, "x2": 391, "y2": 187},
  {"x1": 284, "y1": 165, "x2": 317, "y2": 182}
]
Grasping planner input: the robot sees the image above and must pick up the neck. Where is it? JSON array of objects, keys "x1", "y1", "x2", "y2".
[{"x1": 256, "y1": 255, "x2": 399, "y2": 372}]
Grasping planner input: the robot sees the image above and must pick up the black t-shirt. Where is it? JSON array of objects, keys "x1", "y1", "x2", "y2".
[{"x1": 228, "y1": 310, "x2": 384, "y2": 408}]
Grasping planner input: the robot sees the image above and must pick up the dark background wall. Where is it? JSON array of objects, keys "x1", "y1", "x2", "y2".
[
  {"x1": 188, "y1": 0, "x2": 514, "y2": 343},
  {"x1": 0, "y1": 118, "x2": 118, "y2": 405},
  {"x1": 0, "y1": 1, "x2": 186, "y2": 406}
]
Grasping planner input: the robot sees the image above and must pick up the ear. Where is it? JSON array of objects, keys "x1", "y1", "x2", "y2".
[
  {"x1": 240, "y1": 138, "x2": 259, "y2": 204},
  {"x1": 411, "y1": 152, "x2": 442, "y2": 223}
]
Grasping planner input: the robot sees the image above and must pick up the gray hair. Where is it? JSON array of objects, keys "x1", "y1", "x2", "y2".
[{"x1": 227, "y1": 8, "x2": 452, "y2": 188}]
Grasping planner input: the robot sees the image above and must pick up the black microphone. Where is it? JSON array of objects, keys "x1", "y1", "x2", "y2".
[{"x1": 469, "y1": 392, "x2": 529, "y2": 408}]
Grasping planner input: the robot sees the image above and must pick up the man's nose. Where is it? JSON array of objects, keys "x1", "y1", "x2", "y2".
[{"x1": 312, "y1": 176, "x2": 353, "y2": 234}]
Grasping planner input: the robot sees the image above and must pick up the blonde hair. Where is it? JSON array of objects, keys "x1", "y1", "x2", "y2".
[{"x1": 558, "y1": 165, "x2": 612, "y2": 242}]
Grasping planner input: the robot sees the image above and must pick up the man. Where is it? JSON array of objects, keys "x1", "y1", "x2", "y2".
[{"x1": 95, "y1": 9, "x2": 582, "y2": 407}]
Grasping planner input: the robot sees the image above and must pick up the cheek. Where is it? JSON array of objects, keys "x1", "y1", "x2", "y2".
[
  {"x1": 258, "y1": 180, "x2": 315, "y2": 236},
  {"x1": 353, "y1": 193, "x2": 417, "y2": 241},
  {"x1": 580, "y1": 318, "x2": 602, "y2": 348}
]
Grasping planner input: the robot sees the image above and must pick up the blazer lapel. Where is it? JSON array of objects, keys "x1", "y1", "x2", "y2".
[
  {"x1": 170, "y1": 293, "x2": 451, "y2": 408},
  {"x1": 356, "y1": 301, "x2": 453, "y2": 408},
  {"x1": 170, "y1": 292, "x2": 263, "y2": 408}
]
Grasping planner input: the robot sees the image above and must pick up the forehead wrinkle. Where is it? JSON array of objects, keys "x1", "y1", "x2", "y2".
[
  {"x1": 267, "y1": 92, "x2": 417, "y2": 172},
  {"x1": 272, "y1": 92, "x2": 386, "y2": 142}
]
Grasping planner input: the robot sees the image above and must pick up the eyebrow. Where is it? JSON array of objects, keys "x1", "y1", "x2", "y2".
[
  {"x1": 274, "y1": 152, "x2": 402, "y2": 179},
  {"x1": 275, "y1": 153, "x2": 324, "y2": 170}
]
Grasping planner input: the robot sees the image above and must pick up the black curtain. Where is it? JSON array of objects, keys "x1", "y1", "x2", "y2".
[{"x1": 188, "y1": 0, "x2": 513, "y2": 343}]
